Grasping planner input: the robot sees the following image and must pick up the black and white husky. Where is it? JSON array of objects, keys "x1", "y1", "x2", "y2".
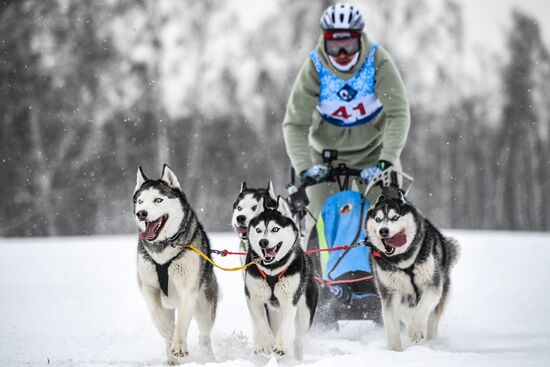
[
  {"x1": 133, "y1": 164, "x2": 218, "y2": 363},
  {"x1": 365, "y1": 188, "x2": 459, "y2": 351},
  {"x1": 231, "y1": 181, "x2": 276, "y2": 258},
  {"x1": 245, "y1": 197, "x2": 318, "y2": 360}
]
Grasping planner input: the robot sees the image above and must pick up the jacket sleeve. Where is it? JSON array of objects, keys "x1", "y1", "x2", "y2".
[
  {"x1": 374, "y1": 46, "x2": 411, "y2": 165},
  {"x1": 282, "y1": 57, "x2": 321, "y2": 175}
]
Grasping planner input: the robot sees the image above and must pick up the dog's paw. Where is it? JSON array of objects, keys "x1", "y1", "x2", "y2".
[
  {"x1": 254, "y1": 343, "x2": 273, "y2": 355},
  {"x1": 170, "y1": 341, "x2": 189, "y2": 358},
  {"x1": 408, "y1": 325, "x2": 425, "y2": 344},
  {"x1": 271, "y1": 342, "x2": 287, "y2": 356}
]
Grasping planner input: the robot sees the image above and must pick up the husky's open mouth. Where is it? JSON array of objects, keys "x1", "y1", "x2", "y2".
[
  {"x1": 139, "y1": 214, "x2": 168, "y2": 241},
  {"x1": 381, "y1": 230, "x2": 407, "y2": 255},
  {"x1": 235, "y1": 225, "x2": 248, "y2": 239},
  {"x1": 261, "y1": 242, "x2": 282, "y2": 264}
]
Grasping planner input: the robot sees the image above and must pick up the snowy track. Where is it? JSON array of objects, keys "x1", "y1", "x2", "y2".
[{"x1": 1, "y1": 231, "x2": 549, "y2": 366}]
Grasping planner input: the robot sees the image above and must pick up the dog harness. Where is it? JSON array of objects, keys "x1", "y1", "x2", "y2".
[
  {"x1": 310, "y1": 44, "x2": 383, "y2": 127},
  {"x1": 152, "y1": 252, "x2": 182, "y2": 297},
  {"x1": 256, "y1": 264, "x2": 289, "y2": 305}
]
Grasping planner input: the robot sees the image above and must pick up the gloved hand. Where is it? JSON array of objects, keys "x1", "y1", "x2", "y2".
[
  {"x1": 360, "y1": 160, "x2": 392, "y2": 183},
  {"x1": 300, "y1": 164, "x2": 331, "y2": 183}
]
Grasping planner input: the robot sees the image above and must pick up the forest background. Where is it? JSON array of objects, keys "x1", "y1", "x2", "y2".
[{"x1": 1, "y1": 0, "x2": 549, "y2": 236}]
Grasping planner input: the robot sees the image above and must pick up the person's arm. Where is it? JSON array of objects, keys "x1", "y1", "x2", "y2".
[
  {"x1": 282, "y1": 58, "x2": 320, "y2": 175},
  {"x1": 374, "y1": 46, "x2": 411, "y2": 165}
]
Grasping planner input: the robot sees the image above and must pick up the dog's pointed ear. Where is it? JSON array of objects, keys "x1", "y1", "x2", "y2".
[
  {"x1": 267, "y1": 181, "x2": 276, "y2": 201},
  {"x1": 375, "y1": 194, "x2": 385, "y2": 207},
  {"x1": 240, "y1": 181, "x2": 247, "y2": 193},
  {"x1": 135, "y1": 166, "x2": 148, "y2": 192},
  {"x1": 277, "y1": 196, "x2": 292, "y2": 218},
  {"x1": 161, "y1": 164, "x2": 182, "y2": 191},
  {"x1": 258, "y1": 197, "x2": 266, "y2": 211}
]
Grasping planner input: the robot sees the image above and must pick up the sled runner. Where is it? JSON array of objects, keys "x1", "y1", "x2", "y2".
[{"x1": 286, "y1": 150, "x2": 413, "y2": 326}]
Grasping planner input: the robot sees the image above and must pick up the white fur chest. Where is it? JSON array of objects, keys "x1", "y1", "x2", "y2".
[
  {"x1": 143, "y1": 244, "x2": 182, "y2": 265},
  {"x1": 245, "y1": 273, "x2": 272, "y2": 302},
  {"x1": 374, "y1": 263, "x2": 415, "y2": 296},
  {"x1": 168, "y1": 251, "x2": 200, "y2": 287},
  {"x1": 412, "y1": 255, "x2": 435, "y2": 288},
  {"x1": 273, "y1": 273, "x2": 301, "y2": 302},
  {"x1": 245, "y1": 272, "x2": 301, "y2": 304}
]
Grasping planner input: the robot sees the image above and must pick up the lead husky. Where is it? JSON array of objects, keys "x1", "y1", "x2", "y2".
[
  {"x1": 134, "y1": 165, "x2": 218, "y2": 363},
  {"x1": 365, "y1": 188, "x2": 459, "y2": 351},
  {"x1": 231, "y1": 181, "x2": 277, "y2": 257},
  {"x1": 245, "y1": 197, "x2": 318, "y2": 360}
]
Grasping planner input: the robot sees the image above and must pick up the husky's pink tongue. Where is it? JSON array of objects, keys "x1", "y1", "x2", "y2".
[
  {"x1": 139, "y1": 221, "x2": 157, "y2": 240},
  {"x1": 265, "y1": 247, "x2": 278, "y2": 256},
  {"x1": 385, "y1": 231, "x2": 407, "y2": 247}
]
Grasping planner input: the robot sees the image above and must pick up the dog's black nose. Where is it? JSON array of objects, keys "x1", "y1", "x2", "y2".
[
  {"x1": 379, "y1": 227, "x2": 390, "y2": 238},
  {"x1": 236, "y1": 215, "x2": 246, "y2": 225},
  {"x1": 136, "y1": 210, "x2": 148, "y2": 221},
  {"x1": 259, "y1": 239, "x2": 269, "y2": 248}
]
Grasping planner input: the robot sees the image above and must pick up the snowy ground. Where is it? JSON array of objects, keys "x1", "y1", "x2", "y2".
[{"x1": 1, "y1": 231, "x2": 549, "y2": 366}]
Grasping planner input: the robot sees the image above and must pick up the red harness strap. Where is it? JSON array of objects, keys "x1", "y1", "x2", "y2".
[
  {"x1": 314, "y1": 274, "x2": 374, "y2": 285},
  {"x1": 256, "y1": 264, "x2": 290, "y2": 283},
  {"x1": 372, "y1": 250, "x2": 382, "y2": 258},
  {"x1": 305, "y1": 245, "x2": 350, "y2": 255}
]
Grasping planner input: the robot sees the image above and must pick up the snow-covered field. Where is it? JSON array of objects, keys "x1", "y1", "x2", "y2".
[{"x1": 1, "y1": 231, "x2": 549, "y2": 366}]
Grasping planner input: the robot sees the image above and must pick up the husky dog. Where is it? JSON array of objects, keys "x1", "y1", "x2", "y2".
[
  {"x1": 244, "y1": 197, "x2": 318, "y2": 360},
  {"x1": 133, "y1": 164, "x2": 218, "y2": 363},
  {"x1": 365, "y1": 187, "x2": 459, "y2": 351},
  {"x1": 231, "y1": 181, "x2": 277, "y2": 257}
]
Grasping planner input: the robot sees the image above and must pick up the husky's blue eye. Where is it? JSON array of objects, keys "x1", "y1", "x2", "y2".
[
  {"x1": 256, "y1": 228, "x2": 262, "y2": 233},
  {"x1": 251, "y1": 206, "x2": 258, "y2": 211},
  {"x1": 154, "y1": 198, "x2": 163, "y2": 203},
  {"x1": 238, "y1": 206, "x2": 242, "y2": 211},
  {"x1": 375, "y1": 217, "x2": 382, "y2": 223},
  {"x1": 272, "y1": 227, "x2": 280, "y2": 233},
  {"x1": 391, "y1": 215, "x2": 399, "y2": 221},
  {"x1": 138, "y1": 199, "x2": 143, "y2": 204}
]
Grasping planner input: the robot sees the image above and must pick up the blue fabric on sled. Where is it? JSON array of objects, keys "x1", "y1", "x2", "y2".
[{"x1": 319, "y1": 190, "x2": 372, "y2": 280}]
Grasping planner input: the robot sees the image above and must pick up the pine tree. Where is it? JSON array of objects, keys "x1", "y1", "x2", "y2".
[{"x1": 496, "y1": 10, "x2": 549, "y2": 230}]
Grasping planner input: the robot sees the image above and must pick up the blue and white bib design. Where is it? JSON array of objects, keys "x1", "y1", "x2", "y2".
[{"x1": 310, "y1": 44, "x2": 384, "y2": 127}]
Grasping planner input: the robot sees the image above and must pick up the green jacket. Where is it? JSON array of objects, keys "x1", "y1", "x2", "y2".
[{"x1": 282, "y1": 34, "x2": 410, "y2": 174}]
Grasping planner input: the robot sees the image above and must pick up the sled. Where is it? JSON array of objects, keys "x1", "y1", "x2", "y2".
[{"x1": 286, "y1": 149, "x2": 413, "y2": 326}]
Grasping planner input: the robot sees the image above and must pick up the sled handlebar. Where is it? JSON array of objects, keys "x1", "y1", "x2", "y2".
[
  {"x1": 301, "y1": 164, "x2": 362, "y2": 188},
  {"x1": 286, "y1": 164, "x2": 362, "y2": 218}
]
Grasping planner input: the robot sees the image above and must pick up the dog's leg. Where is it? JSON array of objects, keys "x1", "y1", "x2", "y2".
[
  {"x1": 139, "y1": 284, "x2": 177, "y2": 363},
  {"x1": 272, "y1": 300, "x2": 298, "y2": 356},
  {"x1": 408, "y1": 286, "x2": 442, "y2": 344},
  {"x1": 381, "y1": 294, "x2": 403, "y2": 351},
  {"x1": 267, "y1": 306, "x2": 282, "y2": 336},
  {"x1": 427, "y1": 296, "x2": 446, "y2": 340},
  {"x1": 246, "y1": 298, "x2": 274, "y2": 354},
  {"x1": 170, "y1": 288, "x2": 198, "y2": 358},
  {"x1": 293, "y1": 298, "x2": 311, "y2": 361},
  {"x1": 194, "y1": 289, "x2": 216, "y2": 357},
  {"x1": 426, "y1": 309, "x2": 440, "y2": 340},
  {"x1": 139, "y1": 284, "x2": 175, "y2": 340}
]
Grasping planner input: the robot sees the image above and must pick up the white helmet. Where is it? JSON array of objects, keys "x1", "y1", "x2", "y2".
[{"x1": 320, "y1": 3, "x2": 364, "y2": 31}]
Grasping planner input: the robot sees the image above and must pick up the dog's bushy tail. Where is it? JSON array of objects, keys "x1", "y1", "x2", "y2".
[{"x1": 444, "y1": 237, "x2": 460, "y2": 269}]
